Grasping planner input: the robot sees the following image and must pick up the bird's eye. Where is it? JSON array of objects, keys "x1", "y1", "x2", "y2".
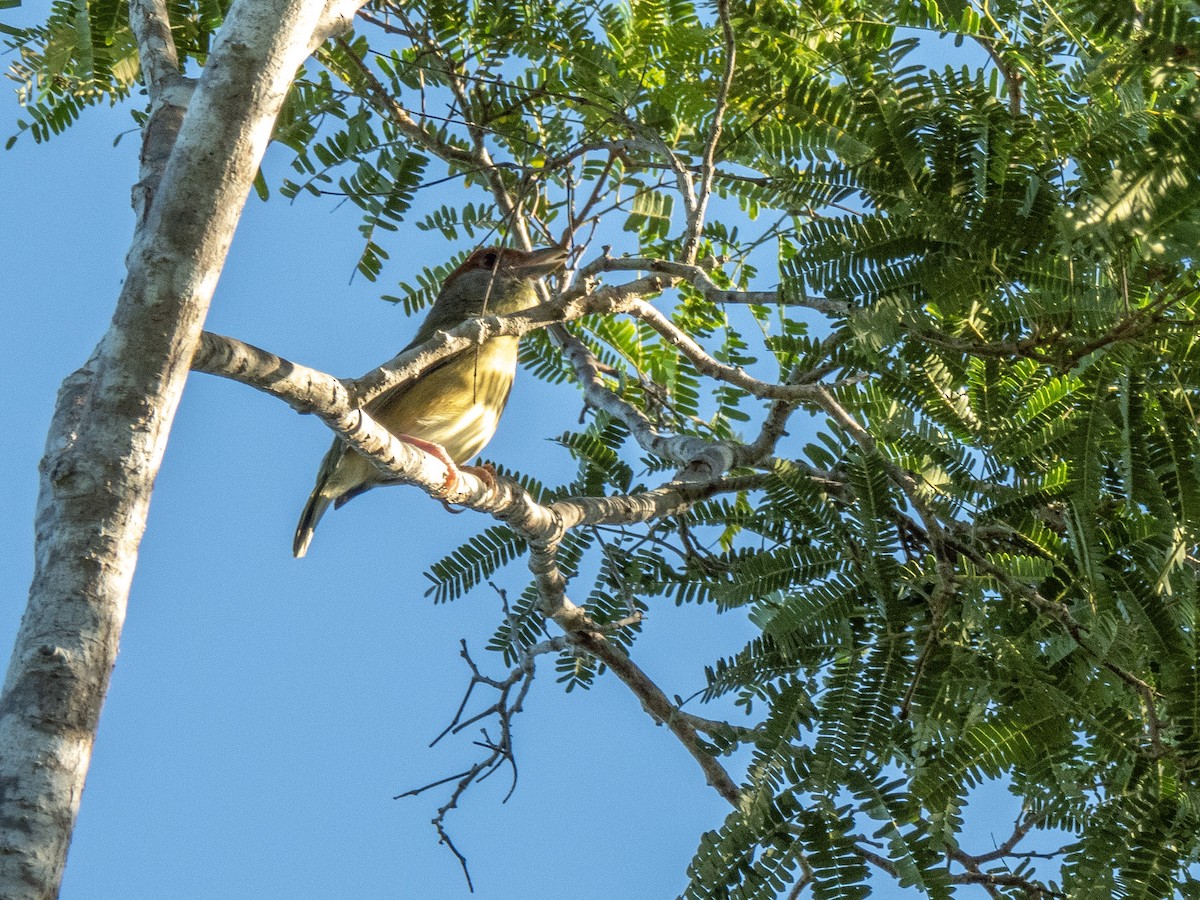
[{"x1": 479, "y1": 251, "x2": 498, "y2": 269}]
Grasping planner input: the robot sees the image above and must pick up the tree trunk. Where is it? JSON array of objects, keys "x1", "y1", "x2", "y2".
[{"x1": 0, "y1": 2, "x2": 335, "y2": 896}]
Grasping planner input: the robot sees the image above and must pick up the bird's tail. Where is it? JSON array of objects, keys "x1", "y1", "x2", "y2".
[{"x1": 293, "y1": 485, "x2": 332, "y2": 558}]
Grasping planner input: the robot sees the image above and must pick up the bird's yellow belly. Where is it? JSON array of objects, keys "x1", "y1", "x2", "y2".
[
  {"x1": 408, "y1": 398, "x2": 503, "y2": 460},
  {"x1": 369, "y1": 338, "x2": 519, "y2": 464}
]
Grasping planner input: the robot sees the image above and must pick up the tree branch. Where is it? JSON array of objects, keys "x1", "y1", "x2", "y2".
[
  {"x1": 569, "y1": 630, "x2": 742, "y2": 805},
  {"x1": 580, "y1": 254, "x2": 851, "y2": 316},
  {"x1": 128, "y1": 0, "x2": 181, "y2": 96},
  {"x1": 552, "y1": 326, "x2": 741, "y2": 478},
  {"x1": 310, "y1": 0, "x2": 365, "y2": 52},
  {"x1": 625, "y1": 297, "x2": 821, "y2": 401}
]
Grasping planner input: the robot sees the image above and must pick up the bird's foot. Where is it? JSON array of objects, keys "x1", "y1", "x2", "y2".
[
  {"x1": 460, "y1": 462, "x2": 497, "y2": 491},
  {"x1": 397, "y1": 434, "x2": 460, "y2": 493},
  {"x1": 438, "y1": 464, "x2": 496, "y2": 513}
]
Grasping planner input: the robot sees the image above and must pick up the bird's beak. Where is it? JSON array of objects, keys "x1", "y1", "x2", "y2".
[{"x1": 512, "y1": 245, "x2": 569, "y2": 277}]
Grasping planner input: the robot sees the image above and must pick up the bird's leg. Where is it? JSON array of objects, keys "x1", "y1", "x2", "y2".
[
  {"x1": 438, "y1": 463, "x2": 496, "y2": 513},
  {"x1": 396, "y1": 433, "x2": 460, "y2": 492}
]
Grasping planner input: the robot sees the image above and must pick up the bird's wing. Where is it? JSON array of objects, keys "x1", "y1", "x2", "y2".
[{"x1": 366, "y1": 347, "x2": 474, "y2": 431}]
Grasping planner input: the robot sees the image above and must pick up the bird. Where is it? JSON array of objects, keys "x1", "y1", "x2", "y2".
[{"x1": 292, "y1": 244, "x2": 568, "y2": 557}]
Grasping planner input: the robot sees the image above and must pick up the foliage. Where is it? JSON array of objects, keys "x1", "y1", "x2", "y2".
[
  {"x1": 2, "y1": 1, "x2": 232, "y2": 145},
  {"x1": 13, "y1": 0, "x2": 1200, "y2": 896}
]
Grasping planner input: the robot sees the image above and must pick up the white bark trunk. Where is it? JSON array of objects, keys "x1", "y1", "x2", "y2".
[{"x1": 0, "y1": 3, "x2": 333, "y2": 896}]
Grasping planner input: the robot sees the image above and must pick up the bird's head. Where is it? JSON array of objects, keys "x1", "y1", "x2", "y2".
[{"x1": 426, "y1": 245, "x2": 569, "y2": 332}]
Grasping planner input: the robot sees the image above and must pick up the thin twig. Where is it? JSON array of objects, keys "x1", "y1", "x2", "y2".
[
  {"x1": 396, "y1": 639, "x2": 560, "y2": 890},
  {"x1": 579, "y1": 255, "x2": 850, "y2": 316},
  {"x1": 330, "y1": 38, "x2": 479, "y2": 169},
  {"x1": 682, "y1": 0, "x2": 736, "y2": 262}
]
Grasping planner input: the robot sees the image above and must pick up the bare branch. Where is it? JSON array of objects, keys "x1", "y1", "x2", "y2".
[
  {"x1": 855, "y1": 845, "x2": 898, "y2": 876},
  {"x1": 128, "y1": 0, "x2": 195, "y2": 223},
  {"x1": 785, "y1": 870, "x2": 813, "y2": 900},
  {"x1": 524, "y1": 474, "x2": 766, "y2": 628},
  {"x1": 310, "y1": 0, "x2": 366, "y2": 51},
  {"x1": 743, "y1": 369, "x2": 806, "y2": 463},
  {"x1": 949, "y1": 869, "x2": 1059, "y2": 898},
  {"x1": 395, "y1": 639, "x2": 550, "y2": 891},
  {"x1": 674, "y1": 710, "x2": 758, "y2": 741},
  {"x1": 553, "y1": 476, "x2": 768, "y2": 532},
  {"x1": 970, "y1": 809, "x2": 1040, "y2": 865},
  {"x1": 620, "y1": 126, "x2": 698, "y2": 228},
  {"x1": 192, "y1": 332, "x2": 487, "y2": 501},
  {"x1": 973, "y1": 34, "x2": 1022, "y2": 117}
]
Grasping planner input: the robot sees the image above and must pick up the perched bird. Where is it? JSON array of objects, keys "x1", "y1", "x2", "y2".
[{"x1": 293, "y1": 244, "x2": 568, "y2": 557}]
